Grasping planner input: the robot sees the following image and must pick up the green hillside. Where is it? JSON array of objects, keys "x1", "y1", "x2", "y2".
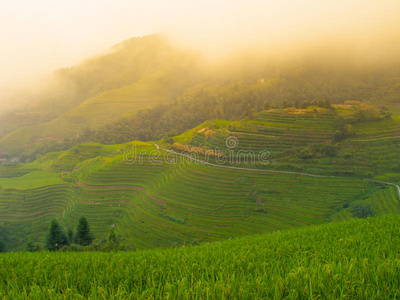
[
  {"x1": 0, "y1": 142, "x2": 375, "y2": 250},
  {"x1": 0, "y1": 35, "x2": 187, "y2": 138},
  {"x1": 0, "y1": 103, "x2": 399, "y2": 251},
  {"x1": 0, "y1": 69, "x2": 194, "y2": 155},
  {"x1": 1, "y1": 214, "x2": 400, "y2": 298},
  {"x1": 171, "y1": 102, "x2": 399, "y2": 176},
  {"x1": 2, "y1": 36, "x2": 400, "y2": 160},
  {"x1": 0, "y1": 35, "x2": 199, "y2": 157}
]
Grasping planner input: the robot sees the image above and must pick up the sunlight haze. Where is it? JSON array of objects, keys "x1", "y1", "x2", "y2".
[
  {"x1": 0, "y1": 0, "x2": 399, "y2": 89},
  {"x1": 2, "y1": 1, "x2": 400, "y2": 295}
]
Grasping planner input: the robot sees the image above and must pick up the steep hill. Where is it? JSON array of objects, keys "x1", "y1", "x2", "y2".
[
  {"x1": 2, "y1": 35, "x2": 400, "y2": 160},
  {"x1": 0, "y1": 34, "x2": 199, "y2": 156},
  {"x1": 0, "y1": 66, "x2": 197, "y2": 156}
]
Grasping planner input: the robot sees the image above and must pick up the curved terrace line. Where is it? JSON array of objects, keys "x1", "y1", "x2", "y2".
[{"x1": 155, "y1": 144, "x2": 400, "y2": 197}]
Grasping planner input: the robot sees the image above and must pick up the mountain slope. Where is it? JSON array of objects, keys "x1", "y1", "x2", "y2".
[
  {"x1": 0, "y1": 66, "x2": 197, "y2": 156},
  {"x1": 0, "y1": 106, "x2": 399, "y2": 251},
  {"x1": 0, "y1": 34, "x2": 198, "y2": 156},
  {"x1": 0, "y1": 142, "x2": 372, "y2": 250}
]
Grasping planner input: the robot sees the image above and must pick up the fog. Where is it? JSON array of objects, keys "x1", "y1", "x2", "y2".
[{"x1": 1, "y1": 0, "x2": 400, "y2": 113}]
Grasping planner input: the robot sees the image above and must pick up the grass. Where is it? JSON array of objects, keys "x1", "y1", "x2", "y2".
[
  {"x1": 0, "y1": 214, "x2": 399, "y2": 299},
  {"x1": 0, "y1": 171, "x2": 66, "y2": 190}
]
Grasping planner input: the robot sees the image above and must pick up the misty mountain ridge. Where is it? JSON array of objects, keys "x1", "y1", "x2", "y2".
[{"x1": 0, "y1": 34, "x2": 399, "y2": 160}]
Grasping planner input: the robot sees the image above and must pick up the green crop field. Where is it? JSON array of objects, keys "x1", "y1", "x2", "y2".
[
  {"x1": 174, "y1": 110, "x2": 337, "y2": 155},
  {"x1": 0, "y1": 215, "x2": 400, "y2": 299},
  {"x1": 0, "y1": 171, "x2": 66, "y2": 189},
  {"x1": 170, "y1": 105, "x2": 400, "y2": 177},
  {"x1": 0, "y1": 137, "x2": 398, "y2": 251},
  {"x1": 0, "y1": 104, "x2": 399, "y2": 251}
]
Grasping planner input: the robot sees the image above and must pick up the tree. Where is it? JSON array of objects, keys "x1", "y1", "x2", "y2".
[
  {"x1": 301, "y1": 101, "x2": 311, "y2": 109},
  {"x1": 45, "y1": 219, "x2": 69, "y2": 251},
  {"x1": 351, "y1": 204, "x2": 374, "y2": 218},
  {"x1": 282, "y1": 100, "x2": 290, "y2": 109},
  {"x1": 323, "y1": 99, "x2": 332, "y2": 109},
  {"x1": 75, "y1": 217, "x2": 94, "y2": 246},
  {"x1": 245, "y1": 104, "x2": 254, "y2": 118},
  {"x1": 102, "y1": 226, "x2": 120, "y2": 252},
  {"x1": 26, "y1": 241, "x2": 44, "y2": 252},
  {"x1": 108, "y1": 227, "x2": 119, "y2": 245},
  {"x1": 333, "y1": 117, "x2": 355, "y2": 142},
  {"x1": 67, "y1": 228, "x2": 74, "y2": 244}
]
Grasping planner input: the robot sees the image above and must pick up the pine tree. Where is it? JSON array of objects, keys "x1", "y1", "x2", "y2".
[
  {"x1": 45, "y1": 219, "x2": 69, "y2": 251},
  {"x1": 104, "y1": 226, "x2": 120, "y2": 252},
  {"x1": 75, "y1": 217, "x2": 94, "y2": 246},
  {"x1": 245, "y1": 104, "x2": 253, "y2": 118},
  {"x1": 67, "y1": 228, "x2": 74, "y2": 244},
  {"x1": 108, "y1": 227, "x2": 119, "y2": 245}
]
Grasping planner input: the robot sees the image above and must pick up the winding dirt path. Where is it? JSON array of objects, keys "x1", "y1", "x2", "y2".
[
  {"x1": 155, "y1": 144, "x2": 333, "y2": 178},
  {"x1": 363, "y1": 179, "x2": 400, "y2": 198},
  {"x1": 155, "y1": 144, "x2": 400, "y2": 197}
]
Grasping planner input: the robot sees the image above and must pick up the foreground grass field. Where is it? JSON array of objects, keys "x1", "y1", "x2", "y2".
[{"x1": 0, "y1": 214, "x2": 399, "y2": 299}]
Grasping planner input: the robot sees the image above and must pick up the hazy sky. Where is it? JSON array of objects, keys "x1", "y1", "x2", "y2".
[{"x1": 0, "y1": 0, "x2": 399, "y2": 89}]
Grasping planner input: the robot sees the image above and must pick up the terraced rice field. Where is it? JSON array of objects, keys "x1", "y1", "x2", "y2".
[
  {"x1": 281, "y1": 137, "x2": 400, "y2": 176},
  {"x1": 0, "y1": 145, "x2": 375, "y2": 251},
  {"x1": 1, "y1": 110, "x2": 399, "y2": 250},
  {"x1": 183, "y1": 112, "x2": 336, "y2": 154},
  {"x1": 0, "y1": 184, "x2": 76, "y2": 248},
  {"x1": 353, "y1": 116, "x2": 400, "y2": 139},
  {"x1": 51, "y1": 143, "x2": 119, "y2": 172},
  {"x1": 179, "y1": 111, "x2": 400, "y2": 177},
  {"x1": 74, "y1": 157, "x2": 368, "y2": 248},
  {"x1": 359, "y1": 185, "x2": 400, "y2": 215},
  {"x1": 331, "y1": 185, "x2": 400, "y2": 222},
  {"x1": 0, "y1": 167, "x2": 31, "y2": 178}
]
